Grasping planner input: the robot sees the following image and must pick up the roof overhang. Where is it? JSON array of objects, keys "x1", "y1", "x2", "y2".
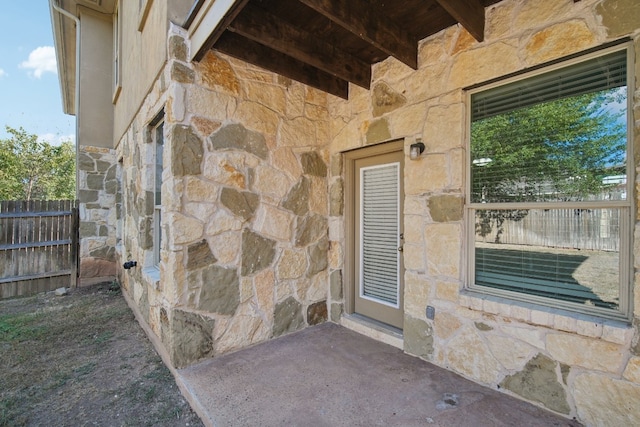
[{"x1": 186, "y1": 0, "x2": 503, "y2": 99}]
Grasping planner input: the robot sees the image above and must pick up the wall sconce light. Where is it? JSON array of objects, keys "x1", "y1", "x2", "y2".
[{"x1": 409, "y1": 139, "x2": 425, "y2": 160}]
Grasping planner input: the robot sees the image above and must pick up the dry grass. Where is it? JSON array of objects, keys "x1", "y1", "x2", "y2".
[{"x1": 0, "y1": 282, "x2": 202, "y2": 427}]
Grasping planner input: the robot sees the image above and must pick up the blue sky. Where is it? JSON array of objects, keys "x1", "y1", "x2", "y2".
[{"x1": 0, "y1": 1, "x2": 75, "y2": 145}]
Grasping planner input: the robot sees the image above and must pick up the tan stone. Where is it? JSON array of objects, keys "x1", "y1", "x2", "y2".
[
  {"x1": 188, "y1": 85, "x2": 237, "y2": 121},
  {"x1": 424, "y1": 104, "x2": 464, "y2": 153},
  {"x1": 306, "y1": 271, "x2": 328, "y2": 303},
  {"x1": 449, "y1": 148, "x2": 465, "y2": 190},
  {"x1": 271, "y1": 148, "x2": 303, "y2": 179},
  {"x1": 285, "y1": 84, "x2": 305, "y2": 119},
  {"x1": 623, "y1": 356, "x2": 640, "y2": 383},
  {"x1": 405, "y1": 153, "x2": 447, "y2": 195},
  {"x1": 403, "y1": 215, "x2": 424, "y2": 245},
  {"x1": 434, "y1": 311, "x2": 462, "y2": 340},
  {"x1": 277, "y1": 249, "x2": 308, "y2": 280},
  {"x1": 401, "y1": 62, "x2": 448, "y2": 104},
  {"x1": 546, "y1": 333, "x2": 625, "y2": 373},
  {"x1": 402, "y1": 243, "x2": 425, "y2": 271},
  {"x1": 254, "y1": 269, "x2": 275, "y2": 316},
  {"x1": 372, "y1": 82, "x2": 406, "y2": 117},
  {"x1": 184, "y1": 176, "x2": 218, "y2": 202},
  {"x1": 404, "y1": 272, "x2": 430, "y2": 319},
  {"x1": 191, "y1": 116, "x2": 221, "y2": 138},
  {"x1": 243, "y1": 81, "x2": 286, "y2": 116},
  {"x1": 365, "y1": 118, "x2": 391, "y2": 145},
  {"x1": 280, "y1": 116, "x2": 317, "y2": 147},
  {"x1": 485, "y1": 1, "x2": 516, "y2": 40},
  {"x1": 597, "y1": 0, "x2": 640, "y2": 38},
  {"x1": 525, "y1": 21, "x2": 596, "y2": 65},
  {"x1": 168, "y1": 213, "x2": 203, "y2": 245},
  {"x1": 205, "y1": 210, "x2": 242, "y2": 236},
  {"x1": 240, "y1": 276, "x2": 253, "y2": 303},
  {"x1": 305, "y1": 87, "x2": 328, "y2": 106},
  {"x1": 449, "y1": 42, "x2": 520, "y2": 89},
  {"x1": 418, "y1": 35, "x2": 447, "y2": 67},
  {"x1": 254, "y1": 204, "x2": 294, "y2": 242},
  {"x1": 485, "y1": 335, "x2": 535, "y2": 371},
  {"x1": 202, "y1": 156, "x2": 246, "y2": 189},
  {"x1": 574, "y1": 373, "x2": 640, "y2": 426},
  {"x1": 305, "y1": 104, "x2": 329, "y2": 122},
  {"x1": 328, "y1": 241, "x2": 343, "y2": 270},
  {"x1": 209, "y1": 231, "x2": 241, "y2": 265},
  {"x1": 195, "y1": 51, "x2": 240, "y2": 95},
  {"x1": 372, "y1": 56, "x2": 414, "y2": 83},
  {"x1": 446, "y1": 326, "x2": 503, "y2": 384},
  {"x1": 215, "y1": 304, "x2": 270, "y2": 354},
  {"x1": 514, "y1": 0, "x2": 574, "y2": 31},
  {"x1": 309, "y1": 177, "x2": 328, "y2": 215},
  {"x1": 252, "y1": 165, "x2": 291, "y2": 200},
  {"x1": 330, "y1": 117, "x2": 362, "y2": 153},
  {"x1": 452, "y1": 28, "x2": 477, "y2": 55},
  {"x1": 435, "y1": 280, "x2": 459, "y2": 302},
  {"x1": 235, "y1": 101, "x2": 280, "y2": 136},
  {"x1": 388, "y1": 102, "x2": 426, "y2": 136},
  {"x1": 425, "y1": 223, "x2": 461, "y2": 278}
]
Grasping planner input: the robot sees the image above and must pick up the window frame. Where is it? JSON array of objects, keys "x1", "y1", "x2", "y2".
[
  {"x1": 150, "y1": 115, "x2": 164, "y2": 268},
  {"x1": 464, "y1": 41, "x2": 634, "y2": 322}
]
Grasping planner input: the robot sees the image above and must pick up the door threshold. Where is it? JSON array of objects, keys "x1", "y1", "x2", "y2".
[{"x1": 340, "y1": 314, "x2": 403, "y2": 350}]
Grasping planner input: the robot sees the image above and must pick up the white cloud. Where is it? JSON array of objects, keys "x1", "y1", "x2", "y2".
[
  {"x1": 39, "y1": 133, "x2": 75, "y2": 146},
  {"x1": 20, "y1": 46, "x2": 57, "y2": 78},
  {"x1": 0, "y1": 68, "x2": 6, "y2": 78}
]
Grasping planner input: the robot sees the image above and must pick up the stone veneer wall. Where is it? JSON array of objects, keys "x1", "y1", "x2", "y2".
[
  {"x1": 77, "y1": 145, "x2": 119, "y2": 282},
  {"x1": 325, "y1": 0, "x2": 640, "y2": 424},
  {"x1": 118, "y1": 24, "x2": 331, "y2": 369}
]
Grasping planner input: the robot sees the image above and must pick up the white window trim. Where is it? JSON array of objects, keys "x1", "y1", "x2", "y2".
[
  {"x1": 149, "y1": 113, "x2": 164, "y2": 270},
  {"x1": 464, "y1": 42, "x2": 634, "y2": 322},
  {"x1": 138, "y1": 0, "x2": 154, "y2": 32}
]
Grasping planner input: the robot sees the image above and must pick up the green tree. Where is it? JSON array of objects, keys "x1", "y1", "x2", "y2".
[
  {"x1": 0, "y1": 126, "x2": 76, "y2": 200},
  {"x1": 471, "y1": 90, "x2": 626, "y2": 241}
]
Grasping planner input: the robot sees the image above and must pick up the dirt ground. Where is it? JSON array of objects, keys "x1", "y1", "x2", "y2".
[{"x1": 0, "y1": 282, "x2": 203, "y2": 427}]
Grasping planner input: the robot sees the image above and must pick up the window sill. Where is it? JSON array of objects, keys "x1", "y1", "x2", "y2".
[
  {"x1": 142, "y1": 266, "x2": 160, "y2": 290},
  {"x1": 459, "y1": 290, "x2": 633, "y2": 345}
]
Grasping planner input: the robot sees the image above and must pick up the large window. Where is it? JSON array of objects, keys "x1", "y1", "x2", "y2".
[{"x1": 466, "y1": 43, "x2": 632, "y2": 320}]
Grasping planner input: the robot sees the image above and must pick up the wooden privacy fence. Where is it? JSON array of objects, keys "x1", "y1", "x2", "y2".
[{"x1": 0, "y1": 200, "x2": 79, "y2": 299}]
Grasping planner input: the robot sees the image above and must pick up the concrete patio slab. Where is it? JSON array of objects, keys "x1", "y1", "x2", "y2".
[{"x1": 177, "y1": 323, "x2": 579, "y2": 426}]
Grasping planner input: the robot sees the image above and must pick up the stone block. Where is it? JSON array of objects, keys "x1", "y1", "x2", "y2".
[
  {"x1": 428, "y1": 195, "x2": 463, "y2": 222},
  {"x1": 195, "y1": 50, "x2": 240, "y2": 94},
  {"x1": 282, "y1": 177, "x2": 310, "y2": 216},
  {"x1": 255, "y1": 204, "x2": 294, "y2": 242},
  {"x1": 307, "y1": 237, "x2": 329, "y2": 277},
  {"x1": 171, "y1": 125, "x2": 203, "y2": 176},
  {"x1": 546, "y1": 333, "x2": 625, "y2": 373},
  {"x1": 241, "y1": 229, "x2": 276, "y2": 276},
  {"x1": 208, "y1": 123, "x2": 268, "y2": 160},
  {"x1": 499, "y1": 353, "x2": 570, "y2": 414},
  {"x1": 198, "y1": 264, "x2": 240, "y2": 315},
  {"x1": 329, "y1": 179, "x2": 344, "y2": 217},
  {"x1": 220, "y1": 187, "x2": 259, "y2": 221},
  {"x1": 525, "y1": 21, "x2": 595, "y2": 65},
  {"x1": 277, "y1": 249, "x2": 307, "y2": 280},
  {"x1": 301, "y1": 151, "x2": 327, "y2": 177},
  {"x1": 171, "y1": 61, "x2": 195, "y2": 84},
  {"x1": 365, "y1": 118, "x2": 391, "y2": 145},
  {"x1": 425, "y1": 223, "x2": 461, "y2": 277},
  {"x1": 330, "y1": 269, "x2": 343, "y2": 301},
  {"x1": 445, "y1": 326, "x2": 502, "y2": 384},
  {"x1": 273, "y1": 296, "x2": 304, "y2": 337},
  {"x1": 597, "y1": 0, "x2": 640, "y2": 38},
  {"x1": 404, "y1": 315, "x2": 434, "y2": 359},
  {"x1": 187, "y1": 240, "x2": 217, "y2": 270},
  {"x1": 574, "y1": 373, "x2": 640, "y2": 426},
  {"x1": 295, "y1": 214, "x2": 327, "y2": 247},
  {"x1": 372, "y1": 82, "x2": 406, "y2": 117},
  {"x1": 307, "y1": 300, "x2": 328, "y2": 325},
  {"x1": 168, "y1": 309, "x2": 215, "y2": 368}
]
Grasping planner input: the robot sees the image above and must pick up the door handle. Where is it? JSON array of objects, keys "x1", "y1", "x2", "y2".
[{"x1": 398, "y1": 246, "x2": 403, "y2": 252}]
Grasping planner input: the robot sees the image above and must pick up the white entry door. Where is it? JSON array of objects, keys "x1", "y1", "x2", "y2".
[{"x1": 354, "y1": 149, "x2": 404, "y2": 329}]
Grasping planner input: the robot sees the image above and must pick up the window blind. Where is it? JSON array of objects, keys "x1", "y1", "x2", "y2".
[
  {"x1": 472, "y1": 49, "x2": 627, "y2": 121},
  {"x1": 361, "y1": 164, "x2": 399, "y2": 306}
]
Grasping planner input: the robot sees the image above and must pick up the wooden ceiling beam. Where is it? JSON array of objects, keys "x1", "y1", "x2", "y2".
[
  {"x1": 214, "y1": 31, "x2": 349, "y2": 99},
  {"x1": 297, "y1": 0, "x2": 418, "y2": 69},
  {"x1": 434, "y1": 0, "x2": 485, "y2": 42},
  {"x1": 229, "y1": 4, "x2": 371, "y2": 89}
]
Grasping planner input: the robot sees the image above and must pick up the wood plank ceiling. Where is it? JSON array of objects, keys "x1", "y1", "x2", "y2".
[{"x1": 190, "y1": 0, "x2": 503, "y2": 99}]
